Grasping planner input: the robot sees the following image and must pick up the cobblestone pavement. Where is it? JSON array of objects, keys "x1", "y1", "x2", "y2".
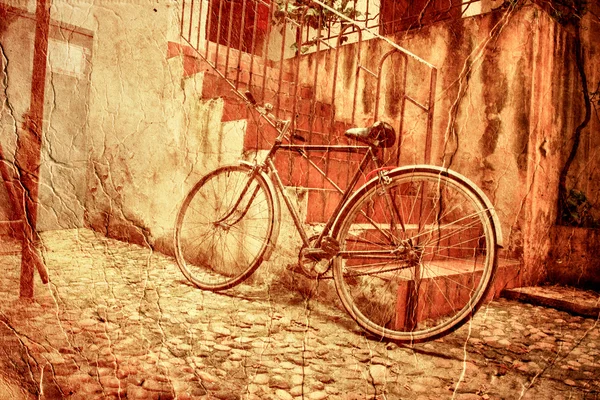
[{"x1": 0, "y1": 229, "x2": 599, "y2": 399}]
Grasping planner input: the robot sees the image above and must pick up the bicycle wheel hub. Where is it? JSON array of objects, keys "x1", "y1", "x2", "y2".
[{"x1": 214, "y1": 221, "x2": 231, "y2": 231}]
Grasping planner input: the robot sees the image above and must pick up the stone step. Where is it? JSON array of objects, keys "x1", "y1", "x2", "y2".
[
  {"x1": 169, "y1": 40, "x2": 382, "y2": 226},
  {"x1": 168, "y1": 41, "x2": 295, "y2": 85},
  {"x1": 502, "y1": 285, "x2": 600, "y2": 318}
]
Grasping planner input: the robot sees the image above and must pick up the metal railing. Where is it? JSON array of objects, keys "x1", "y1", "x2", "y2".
[
  {"x1": 298, "y1": 0, "x2": 486, "y2": 47},
  {"x1": 177, "y1": 0, "x2": 488, "y2": 173}
]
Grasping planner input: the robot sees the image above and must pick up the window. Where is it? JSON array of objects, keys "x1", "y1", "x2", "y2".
[
  {"x1": 207, "y1": 0, "x2": 271, "y2": 56},
  {"x1": 380, "y1": 0, "x2": 462, "y2": 34}
]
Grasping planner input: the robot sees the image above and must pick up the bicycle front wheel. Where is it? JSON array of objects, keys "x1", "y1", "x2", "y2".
[
  {"x1": 333, "y1": 167, "x2": 498, "y2": 342},
  {"x1": 174, "y1": 165, "x2": 275, "y2": 291}
]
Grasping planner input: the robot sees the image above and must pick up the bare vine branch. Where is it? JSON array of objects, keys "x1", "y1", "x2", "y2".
[{"x1": 552, "y1": 1, "x2": 594, "y2": 225}]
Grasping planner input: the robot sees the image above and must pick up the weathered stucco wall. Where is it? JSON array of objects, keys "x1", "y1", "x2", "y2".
[
  {"x1": 44, "y1": 0, "x2": 249, "y2": 252},
  {"x1": 79, "y1": 2, "x2": 188, "y2": 247},
  {"x1": 290, "y1": 4, "x2": 594, "y2": 285},
  {"x1": 562, "y1": 6, "x2": 600, "y2": 221},
  {"x1": 0, "y1": 6, "x2": 92, "y2": 233},
  {"x1": 0, "y1": 9, "x2": 33, "y2": 227},
  {"x1": 547, "y1": 226, "x2": 600, "y2": 289},
  {"x1": 519, "y1": 10, "x2": 585, "y2": 284},
  {"x1": 4, "y1": 1, "x2": 598, "y2": 287},
  {"x1": 542, "y1": 6, "x2": 600, "y2": 286}
]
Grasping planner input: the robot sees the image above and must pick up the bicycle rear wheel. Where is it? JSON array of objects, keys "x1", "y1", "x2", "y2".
[
  {"x1": 174, "y1": 164, "x2": 275, "y2": 291},
  {"x1": 333, "y1": 167, "x2": 498, "y2": 342}
]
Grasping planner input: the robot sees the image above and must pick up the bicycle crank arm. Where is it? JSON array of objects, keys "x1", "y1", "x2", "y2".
[{"x1": 301, "y1": 247, "x2": 330, "y2": 260}]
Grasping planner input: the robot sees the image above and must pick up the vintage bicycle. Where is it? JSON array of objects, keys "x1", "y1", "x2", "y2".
[{"x1": 174, "y1": 91, "x2": 503, "y2": 343}]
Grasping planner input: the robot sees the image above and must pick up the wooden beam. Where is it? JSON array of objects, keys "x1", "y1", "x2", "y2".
[{"x1": 14, "y1": 0, "x2": 51, "y2": 298}]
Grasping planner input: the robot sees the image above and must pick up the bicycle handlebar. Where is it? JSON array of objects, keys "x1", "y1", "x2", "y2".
[
  {"x1": 244, "y1": 91, "x2": 257, "y2": 105},
  {"x1": 235, "y1": 89, "x2": 294, "y2": 141}
]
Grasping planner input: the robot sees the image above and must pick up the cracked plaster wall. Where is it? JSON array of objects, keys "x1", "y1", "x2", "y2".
[
  {"x1": 518, "y1": 8, "x2": 577, "y2": 282},
  {"x1": 289, "y1": 4, "x2": 598, "y2": 284},
  {"x1": 43, "y1": 0, "x2": 242, "y2": 252},
  {"x1": 564, "y1": 7, "x2": 600, "y2": 219},
  {"x1": 2, "y1": 1, "x2": 599, "y2": 285},
  {"x1": 544, "y1": 4, "x2": 600, "y2": 287},
  {"x1": 0, "y1": 5, "x2": 93, "y2": 233},
  {"x1": 0, "y1": 8, "x2": 32, "y2": 227}
]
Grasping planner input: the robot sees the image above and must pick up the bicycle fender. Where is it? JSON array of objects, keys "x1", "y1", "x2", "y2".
[
  {"x1": 335, "y1": 165, "x2": 504, "y2": 248},
  {"x1": 238, "y1": 161, "x2": 281, "y2": 260}
]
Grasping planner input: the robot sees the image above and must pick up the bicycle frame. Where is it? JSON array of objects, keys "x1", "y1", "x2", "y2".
[
  {"x1": 228, "y1": 93, "x2": 408, "y2": 261},
  {"x1": 175, "y1": 92, "x2": 504, "y2": 342},
  {"x1": 265, "y1": 143, "x2": 381, "y2": 250},
  {"x1": 238, "y1": 123, "x2": 394, "y2": 264}
]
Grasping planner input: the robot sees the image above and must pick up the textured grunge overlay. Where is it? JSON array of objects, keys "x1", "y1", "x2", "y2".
[{"x1": 1, "y1": 0, "x2": 600, "y2": 399}]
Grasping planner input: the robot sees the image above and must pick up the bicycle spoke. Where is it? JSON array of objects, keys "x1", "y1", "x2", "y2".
[
  {"x1": 175, "y1": 165, "x2": 274, "y2": 290},
  {"x1": 407, "y1": 212, "x2": 487, "y2": 244},
  {"x1": 333, "y1": 168, "x2": 497, "y2": 342}
]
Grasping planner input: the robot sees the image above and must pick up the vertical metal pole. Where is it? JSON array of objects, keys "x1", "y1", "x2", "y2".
[
  {"x1": 196, "y1": 0, "x2": 204, "y2": 49},
  {"x1": 248, "y1": 1, "x2": 259, "y2": 93},
  {"x1": 304, "y1": 10, "x2": 323, "y2": 141},
  {"x1": 260, "y1": 0, "x2": 276, "y2": 101},
  {"x1": 16, "y1": 0, "x2": 51, "y2": 298},
  {"x1": 187, "y1": 0, "x2": 195, "y2": 41},
  {"x1": 424, "y1": 68, "x2": 437, "y2": 164},
  {"x1": 234, "y1": 0, "x2": 248, "y2": 88},
  {"x1": 224, "y1": 0, "x2": 236, "y2": 78},
  {"x1": 205, "y1": 0, "x2": 214, "y2": 59},
  {"x1": 351, "y1": 32, "x2": 363, "y2": 126},
  {"x1": 291, "y1": 3, "x2": 302, "y2": 132},
  {"x1": 272, "y1": 0, "x2": 287, "y2": 111},
  {"x1": 180, "y1": 0, "x2": 187, "y2": 40},
  {"x1": 396, "y1": 54, "x2": 408, "y2": 166},
  {"x1": 214, "y1": 0, "x2": 224, "y2": 68}
]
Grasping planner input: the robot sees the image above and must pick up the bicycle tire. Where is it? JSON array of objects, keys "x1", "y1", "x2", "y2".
[
  {"x1": 174, "y1": 164, "x2": 275, "y2": 291},
  {"x1": 332, "y1": 167, "x2": 498, "y2": 342}
]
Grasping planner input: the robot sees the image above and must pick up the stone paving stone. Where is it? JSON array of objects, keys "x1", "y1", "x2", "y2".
[{"x1": 0, "y1": 229, "x2": 598, "y2": 399}]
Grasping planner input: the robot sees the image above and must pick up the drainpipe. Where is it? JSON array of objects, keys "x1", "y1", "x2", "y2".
[{"x1": 15, "y1": 0, "x2": 51, "y2": 298}]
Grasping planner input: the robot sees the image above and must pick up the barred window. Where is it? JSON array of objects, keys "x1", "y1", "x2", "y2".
[
  {"x1": 380, "y1": 0, "x2": 463, "y2": 33},
  {"x1": 207, "y1": 0, "x2": 271, "y2": 56}
]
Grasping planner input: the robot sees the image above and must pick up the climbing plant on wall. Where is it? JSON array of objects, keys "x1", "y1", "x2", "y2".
[
  {"x1": 274, "y1": 0, "x2": 361, "y2": 52},
  {"x1": 274, "y1": 0, "x2": 360, "y2": 29},
  {"x1": 540, "y1": 0, "x2": 599, "y2": 227},
  {"x1": 536, "y1": 0, "x2": 588, "y2": 24}
]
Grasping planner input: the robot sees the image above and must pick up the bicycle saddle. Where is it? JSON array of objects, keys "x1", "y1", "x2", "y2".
[{"x1": 345, "y1": 121, "x2": 396, "y2": 148}]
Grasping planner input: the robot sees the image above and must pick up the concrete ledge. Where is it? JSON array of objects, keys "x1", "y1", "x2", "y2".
[
  {"x1": 276, "y1": 257, "x2": 525, "y2": 326},
  {"x1": 486, "y1": 258, "x2": 523, "y2": 300},
  {"x1": 502, "y1": 286, "x2": 600, "y2": 318}
]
